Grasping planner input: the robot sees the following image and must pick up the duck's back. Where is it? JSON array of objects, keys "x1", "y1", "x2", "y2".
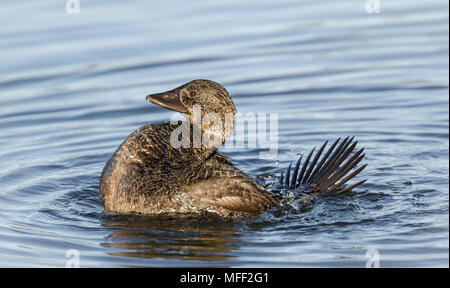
[
  {"x1": 100, "y1": 123, "x2": 276, "y2": 215},
  {"x1": 100, "y1": 123, "x2": 178, "y2": 214}
]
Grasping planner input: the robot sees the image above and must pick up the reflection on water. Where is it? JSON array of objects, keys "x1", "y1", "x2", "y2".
[
  {"x1": 0, "y1": 0, "x2": 448, "y2": 267},
  {"x1": 102, "y1": 216, "x2": 238, "y2": 261}
]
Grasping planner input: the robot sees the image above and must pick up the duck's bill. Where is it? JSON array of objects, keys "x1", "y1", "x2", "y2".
[{"x1": 146, "y1": 90, "x2": 187, "y2": 113}]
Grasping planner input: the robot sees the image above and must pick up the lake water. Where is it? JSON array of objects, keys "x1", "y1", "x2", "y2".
[{"x1": 0, "y1": 0, "x2": 448, "y2": 267}]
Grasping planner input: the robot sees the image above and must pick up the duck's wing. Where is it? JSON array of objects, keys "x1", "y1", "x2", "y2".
[
  {"x1": 181, "y1": 153, "x2": 247, "y2": 188},
  {"x1": 187, "y1": 177, "x2": 276, "y2": 215},
  {"x1": 203, "y1": 153, "x2": 248, "y2": 179},
  {"x1": 281, "y1": 137, "x2": 367, "y2": 196},
  {"x1": 183, "y1": 152, "x2": 276, "y2": 215}
]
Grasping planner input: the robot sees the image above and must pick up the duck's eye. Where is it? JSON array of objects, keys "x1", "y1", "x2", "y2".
[{"x1": 190, "y1": 91, "x2": 197, "y2": 97}]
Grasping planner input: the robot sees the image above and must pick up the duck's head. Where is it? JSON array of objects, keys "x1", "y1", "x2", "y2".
[
  {"x1": 146, "y1": 79, "x2": 235, "y2": 116},
  {"x1": 146, "y1": 80, "x2": 236, "y2": 148},
  {"x1": 146, "y1": 80, "x2": 236, "y2": 145}
]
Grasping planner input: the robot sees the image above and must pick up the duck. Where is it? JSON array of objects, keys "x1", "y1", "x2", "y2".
[{"x1": 100, "y1": 79, "x2": 367, "y2": 216}]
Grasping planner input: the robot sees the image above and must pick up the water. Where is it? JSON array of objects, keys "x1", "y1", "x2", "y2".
[{"x1": 0, "y1": 0, "x2": 448, "y2": 267}]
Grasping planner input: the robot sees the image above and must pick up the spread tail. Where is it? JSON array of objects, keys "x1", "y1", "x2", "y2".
[{"x1": 279, "y1": 137, "x2": 367, "y2": 197}]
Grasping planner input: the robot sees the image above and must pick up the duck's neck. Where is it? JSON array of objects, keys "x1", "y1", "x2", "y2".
[{"x1": 186, "y1": 112, "x2": 235, "y2": 160}]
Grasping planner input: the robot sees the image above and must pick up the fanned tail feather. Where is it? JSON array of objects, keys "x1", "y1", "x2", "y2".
[{"x1": 282, "y1": 137, "x2": 367, "y2": 197}]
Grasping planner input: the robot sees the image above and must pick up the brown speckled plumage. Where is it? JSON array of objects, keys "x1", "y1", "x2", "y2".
[{"x1": 100, "y1": 80, "x2": 276, "y2": 216}]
